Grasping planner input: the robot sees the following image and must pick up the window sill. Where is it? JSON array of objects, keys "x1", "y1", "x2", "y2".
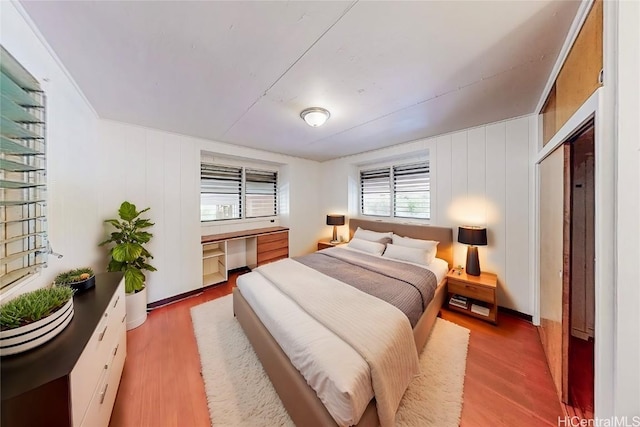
[
  {"x1": 356, "y1": 215, "x2": 432, "y2": 225},
  {"x1": 0, "y1": 271, "x2": 43, "y2": 303},
  {"x1": 201, "y1": 216, "x2": 279, "y2": 225}
]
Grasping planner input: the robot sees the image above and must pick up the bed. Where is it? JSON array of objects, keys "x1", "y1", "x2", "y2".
[{"x1": 233, "y1": 219, "x2": 453, "y2": 427}]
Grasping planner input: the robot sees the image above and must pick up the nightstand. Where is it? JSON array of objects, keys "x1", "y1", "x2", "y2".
[
  {"x1": 446, "y1": 269, "x2": 498, "y2": 324},
  {"x1": 317, "y1": 241, "x2": 341, "y2": 250}
]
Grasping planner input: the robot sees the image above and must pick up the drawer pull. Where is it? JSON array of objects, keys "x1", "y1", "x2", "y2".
[
  {"x1": 99, "y1": 383, "x2": 109, "y2": 404},
  {"x1": 121, "y1": 314, "x2": 126, "y2": 323},
  {"x1": 113, "y1": 295, "x2": 120, "y2": 308},
  {"x1": 113, "y1": 344, "x2": 119, "y2": 357},
  {"x1": 98, "y1": 324, "x2": 108, "y2": 341}
]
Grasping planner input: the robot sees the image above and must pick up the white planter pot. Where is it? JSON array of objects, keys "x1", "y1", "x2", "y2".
[
  {"x1": 0, "y1": 298, "x2": 74, "y2": 356},
  {"x1": 125, "y1": 286, "x2": 147, "y2": 330}
]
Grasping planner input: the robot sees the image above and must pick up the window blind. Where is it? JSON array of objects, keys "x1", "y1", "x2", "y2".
[
  {"x1": 1, "y1": 46, "x2": 48, "y2": 290},
  {"x1": 200, "y1": 164, "x2": 242, "y2": 221},
  {"x1": 245, "y1": 169, "x2": 277, "y2": 218},
  {"x1": 393, "y1": 161, "x2": 430, "y2": 219},
  {"x1": 360, "y1": 167, "x2": 391, "y2": 216}
]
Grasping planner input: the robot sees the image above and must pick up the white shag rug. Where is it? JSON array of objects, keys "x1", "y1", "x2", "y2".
[{"x1": 191, "y1": 295, "x2": 469, "y2": 427}]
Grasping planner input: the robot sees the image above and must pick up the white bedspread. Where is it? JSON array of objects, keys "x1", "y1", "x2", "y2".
[{"x1": 237, "y1": 257, "x2": 448, "y2": 426}]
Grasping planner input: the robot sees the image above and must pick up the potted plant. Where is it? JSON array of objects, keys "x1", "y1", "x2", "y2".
[
  {"x1": 99, "y1": 201, "x2": 156, "y2": 330},
  {"x1": 54, "y1": 267, "x2": 95, "y2": 292},
  {"x1": 0, "y1": 286, "x2": 75, "y2": 356}
]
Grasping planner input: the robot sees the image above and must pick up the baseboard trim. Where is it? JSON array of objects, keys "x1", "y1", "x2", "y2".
[
  {"x1": 147, "y1": 267, "x2": 250, "y2": 310},
  {"x1": 498, "y1": 306, "x2": 533, "y2": 322}
]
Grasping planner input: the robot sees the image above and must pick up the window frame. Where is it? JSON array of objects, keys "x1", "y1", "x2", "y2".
[
  {"x1": 244, "y1": 168, "x2": 278, "y2": 219},
  {"x1": 200, "y1": 163, "x2": 243, "y2": 222},
  {"x1": 359, "y1": 160, "x2": 431, "y2": 221},
  {"x1": 0, "y1": 46, "x2": 48, "y2": 294},
  {"x1": 200, "y1": 161, "x2": 278, "y2": 223}
]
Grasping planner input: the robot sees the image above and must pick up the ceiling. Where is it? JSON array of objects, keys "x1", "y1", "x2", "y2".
[{"x1": 20, "y1": 1, "x2": 579, "y2": 161}]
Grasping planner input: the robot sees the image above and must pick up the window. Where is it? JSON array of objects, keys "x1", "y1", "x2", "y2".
[
  {"x1": 1, "y1": 46, "x2": 48, "y2": 290},
  {"x1": 360, "y1": 168, "x2": 391, "y2": 217},
  {"x1": 200, "y1": 164, "x2": 242, "y2": 221},
  {"x1": 200, "y1": 163, "x2": 277, "y2": 222},
  {"x1": 245, "y1": 169, "x2": 278, "y2": 218},
  {"x1": 360, "y1": 161, "x2": 430, "y2": 220}
]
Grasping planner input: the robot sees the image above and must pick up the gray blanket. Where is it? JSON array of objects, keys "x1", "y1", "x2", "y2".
[{"x1": 294, "y1": 247, "x2": 438, "y2": 327}]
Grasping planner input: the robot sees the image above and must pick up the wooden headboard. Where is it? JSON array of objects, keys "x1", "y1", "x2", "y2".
[{"x1": 348, "y1": 218, "x2": 453, "y2": 268}]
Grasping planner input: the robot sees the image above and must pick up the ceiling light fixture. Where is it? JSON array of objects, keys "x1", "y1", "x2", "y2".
[{"x1": 300, "y1": 107, "x2": 330, "y2": 127}]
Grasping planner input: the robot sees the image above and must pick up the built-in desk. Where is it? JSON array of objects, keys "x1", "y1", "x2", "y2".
[{"x1": 201, "y1": 226, "x2": 289, "y2": 286}]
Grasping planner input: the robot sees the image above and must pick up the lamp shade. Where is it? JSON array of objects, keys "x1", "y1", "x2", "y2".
[
  {"x1": 326, "y1": 215, "x2": 345, "y2": 226},
  {"x1": 457, "y1": 226, "x2": 487, "y2": 246}
]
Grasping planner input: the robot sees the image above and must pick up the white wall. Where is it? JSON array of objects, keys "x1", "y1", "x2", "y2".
[
  {"x1": 0, "y1": 1, "x2": 103, "y2": 298},
  {"x1": 97, "y1": 120, "x2": 322, "y2": 304},
  {"x1": 320, "y1": 115, "x2": 535, "y2": 315}
]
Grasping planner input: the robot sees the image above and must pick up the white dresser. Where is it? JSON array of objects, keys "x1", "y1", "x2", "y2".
[{"x1": 1, "y1": 273, "x2": 127, "y2": 427}]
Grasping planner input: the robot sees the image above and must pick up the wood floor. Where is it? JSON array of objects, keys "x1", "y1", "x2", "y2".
[{"x1": 110, "y1": 273, "x2": 563, "y2": 427}]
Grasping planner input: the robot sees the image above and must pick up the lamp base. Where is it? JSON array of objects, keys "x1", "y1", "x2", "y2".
[
  {"x1": 465, "y1": 246, "x2": 481, "y2": 276},
  {"x1": 332, "y1": 225, "x2": 338, "y2": 243}
]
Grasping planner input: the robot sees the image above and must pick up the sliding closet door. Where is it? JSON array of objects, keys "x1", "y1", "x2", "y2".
[{"x1": 538, "y1": 147, "x2": 564, "y2": 397}]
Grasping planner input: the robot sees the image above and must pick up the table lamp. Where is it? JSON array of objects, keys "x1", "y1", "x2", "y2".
[
  {"x1": 326, "y1": 215, "x2": 345, "y2": 243},
  {"x1": 457, "y1": 226, "x2": 487, "y2": 276}
]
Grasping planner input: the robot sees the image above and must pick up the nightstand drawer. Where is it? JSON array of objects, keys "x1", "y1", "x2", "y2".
[{"x1": 448, "y1": 279, "x2": 494, "y2": 303}]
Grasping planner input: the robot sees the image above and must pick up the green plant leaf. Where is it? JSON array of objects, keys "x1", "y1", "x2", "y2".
[
  {"x1": 104, "y1": 219, "x2": 124, "y2": 229},
  {"x1": 133, "y1": 218, "x2": 154, "y2": 229},
  {"x1": 98, "y1": 232, "x2": 123, "y2": 247},
  {"x1": 54, "y1": 267, "x2": 94, "y2": 285},
  {"x1": 101, "y1": 201, "x2": 157, "y2": 291},
  {"x1": 140, "y1": 247, "x2": 153, "y2": 258},
  {"x1": 0, "y1": 286, "x2": 74, "y2": 330},
  {"x1": 118, "y1": 201, "x2": 138, "y2": 222},
  {"x1": 112, "y1": 242, "x2": 143, "y2": 262},
  {"x1": 124, "y1": 268, "x2": 145, "y2": 293},
  {"x1": 132, "y1": 232, "x2": 152, "y2": 243},
  {"x1": 107, "y1": 259, "x2": 125, "y2": 272},
  {"x1": 142, "y1": 263, "x2": 157, "y2": 272}
]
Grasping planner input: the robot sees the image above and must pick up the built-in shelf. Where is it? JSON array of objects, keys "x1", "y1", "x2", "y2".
[
  {"x1": 202, "y1": 241, "x2": 227, "y2": 287},
  {"x1": 202, "y1": 248, "x2": 225, "y2": 259},
  {"x1": 203, "y1": 272, "x2": 226, "y2": 287}
]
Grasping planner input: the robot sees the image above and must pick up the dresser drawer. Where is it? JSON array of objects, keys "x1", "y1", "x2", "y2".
[
  {"x1": 80, "y1": 323, "x2": 127, "y2": 427},
  {"x1": 257, "y1": 231, "x2": 288, "y2": 266},
  {"x1": 257, "y1": 231, "x2": 288, "y2": 244},
  {"x1": 448, "y1": 279, "x2": 494, "y2": 303},
  {"x1": 257, "y1": 247, "x2": 288, "y2": 264},
  {"x1": 71, "y1": 280, "x2": 126, "y2": 426},
  {"x1": 257, "y1": 237, "x2": 288, "y2": 254}
]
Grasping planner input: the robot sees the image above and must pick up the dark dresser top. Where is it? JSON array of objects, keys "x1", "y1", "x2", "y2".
[{"x1": 1, "y1": 272, "x2": 124, "y2": 400}]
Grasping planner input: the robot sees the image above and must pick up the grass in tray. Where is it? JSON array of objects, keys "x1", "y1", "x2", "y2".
[
  {"x1": 54, "y1": 267, "x2": 94, "y2": 285},
  {"x1": 0, "y1": 286, "x2": 74, "y2": 331}
]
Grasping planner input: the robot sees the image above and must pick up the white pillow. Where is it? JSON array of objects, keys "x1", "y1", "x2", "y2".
[
  {"x1": 382, "y1": 243, "x2": 431, "y2": 266},
  {"x1": 347, "y1": 238, "x2": 386, "y2": 256},
  {"x1": 353, "y1": 227, "x2": 392, "y2": 244},
  {"x1": 392, "y1": 234, "x2": 438, "y2": 264}
]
